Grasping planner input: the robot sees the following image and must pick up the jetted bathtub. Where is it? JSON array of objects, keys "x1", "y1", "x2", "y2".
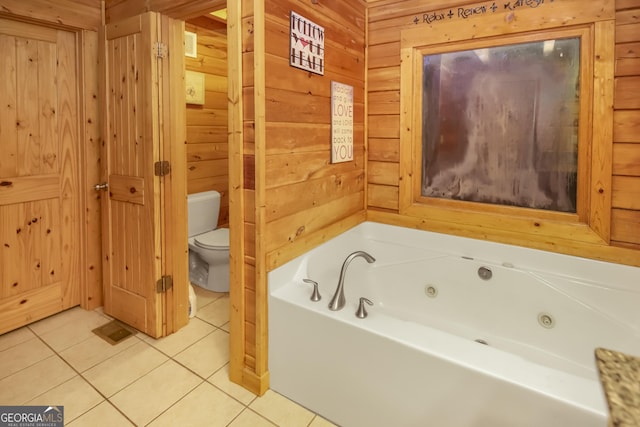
[{"x1": 268, "y1": 222, "x2": 640, "y2": 427}]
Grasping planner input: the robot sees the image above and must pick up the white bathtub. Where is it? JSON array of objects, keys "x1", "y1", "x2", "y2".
[{"x1": 268, "y1": 222, "x2": 640, "y2": 427}]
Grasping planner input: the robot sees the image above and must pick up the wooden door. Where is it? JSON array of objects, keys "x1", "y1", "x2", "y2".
[
  {"x1": 0, "y1": 18, "x2": 81, "y2": 334},
  {"x1": 101, "y1": 12, "x2": 188, "y2": 338}
]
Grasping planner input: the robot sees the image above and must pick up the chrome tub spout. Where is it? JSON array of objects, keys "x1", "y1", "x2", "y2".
[{"x1": 328, "y1": 251, "x2": 376, "y2": 311}]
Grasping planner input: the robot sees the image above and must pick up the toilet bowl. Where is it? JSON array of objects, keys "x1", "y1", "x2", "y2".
[{"x1": 187, "y1": 191, "x2": 230, "y2": 292}]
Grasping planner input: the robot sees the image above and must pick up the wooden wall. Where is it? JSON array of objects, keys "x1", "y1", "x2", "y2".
[
  {"x1": 366, "y1": 0, "x2": 640, "y2": 266},
  {"x1": 230, "y1": 0, "x2": 367, "y2": 395},
  {"x1": 185, "y1": 19, "x2": 229, "y2": 226},
  {"x1": 611, "y1": 0, "x2": 640, "y2": 247},
  {"x1": 262, "y1": 1, "x2": 367, "y2": 267}
]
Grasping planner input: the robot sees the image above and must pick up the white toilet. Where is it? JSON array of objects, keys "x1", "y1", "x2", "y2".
[{"x1": 187, "y1": 191, "x2": 230, "y2": 292}]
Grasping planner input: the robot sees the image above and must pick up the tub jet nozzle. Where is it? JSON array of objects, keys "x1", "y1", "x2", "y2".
[{"x1": 478, "y1": 266, "x2": 493, "y2": 280}]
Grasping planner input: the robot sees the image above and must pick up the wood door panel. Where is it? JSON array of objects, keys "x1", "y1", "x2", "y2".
[
  {"x1": 109, "y1": 200, "x2": 151, "y2": 297},
  {"x1": 16, "y1": 37, "x2": 41, "y2": 176},
  {"x1": 0, "y1": 20, "x2": 80, "y2": 334},
  {"x1": 106, "y1": 14, "x2": 142, "y2": 41},
  {"x1": 0, "y1": 198, "x2": 61, "y2": 298},
  {"x1": 0, "y1": 283, "x2": 63, "y2": 333},
  {"x1": 0, "y1": 175, "x2": 60, "y2": 204},
  {"x1": 109, "y1": 285, "x2": 147, "y2": 331},
  {"x1": 103, "y1": 12, "x2": 162, "y2": 337},
  {"x1": 109, "y1": 175, "x2": 145, "y2": 205},
  {"x1": 0, "y1": 34, "x2": 18, "y2": 178}
]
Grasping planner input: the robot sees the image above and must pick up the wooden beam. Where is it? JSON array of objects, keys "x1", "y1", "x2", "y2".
[
  {"x1": 161, "y1": 0, "x2": 226, "y2": 21},
  {"x1": 186, "y1": 15, "x2": 227, "y2": 32},
  {"x1": 228, "y1": 0, "x2": 247, "y2": 390}
]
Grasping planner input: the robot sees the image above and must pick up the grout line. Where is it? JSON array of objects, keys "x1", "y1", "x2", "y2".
[
  {"x1": 30, "y1": 330, "x2": 138, "y2": 426},
  {"x1": 225, "y1": 407, "x2": 278, "y2": 427},
  {"x1": 144, "y1": 377, "x2": 207, "y2": 426},
  {"x1": 10, "y1": 301, "x2": 322, "y2": 427}
]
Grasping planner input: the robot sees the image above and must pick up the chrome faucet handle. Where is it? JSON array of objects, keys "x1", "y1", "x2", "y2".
[
  {"x1": 355, "y1": 297, "x2": 373, "y2": 319},
  {"x1": 302, "y1": 279, "x2": 322, "y2": 302}
]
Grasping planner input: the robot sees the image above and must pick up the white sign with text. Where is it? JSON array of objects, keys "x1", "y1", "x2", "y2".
[{"x1": 331, "y1": 81, "x2": 354, "y2": 163}]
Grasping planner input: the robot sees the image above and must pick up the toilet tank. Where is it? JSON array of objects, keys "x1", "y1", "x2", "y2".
[{"x1": 187, "y1": 191, "x2": 221, "y2": 237}]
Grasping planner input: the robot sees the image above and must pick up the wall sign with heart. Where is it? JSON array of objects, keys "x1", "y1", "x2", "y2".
[{"x1": 289, "y1": 11, "x2": 325, "y2": 75}]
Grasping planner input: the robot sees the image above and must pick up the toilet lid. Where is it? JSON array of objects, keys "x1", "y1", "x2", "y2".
[{"x1": 194, "y1": 228, "x2": 229, "y2": 249}]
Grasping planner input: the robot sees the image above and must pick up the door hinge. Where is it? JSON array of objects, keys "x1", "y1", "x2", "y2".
[
  {"x1": 156, "y1": 275, "x2": 173, "y2": 293},
  {"x1": 155, "y1": 42, "x2": 168, "y2": 59},
  {"x1": 154, "y1": 160, "x2": 171, "y2": 176}
]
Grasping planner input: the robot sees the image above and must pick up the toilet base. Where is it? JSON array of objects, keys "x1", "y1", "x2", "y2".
[
  {"x1": 197, "y1": 261, "x2": 229, "y2": 293},
  {"x1": 188, "y1": 247, "x2": 229, "y2": 293}
]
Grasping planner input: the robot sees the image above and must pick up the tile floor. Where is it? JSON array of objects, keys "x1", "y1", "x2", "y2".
[{"x1": 0, "y1": 286, "x2": 336, "y2": 427}]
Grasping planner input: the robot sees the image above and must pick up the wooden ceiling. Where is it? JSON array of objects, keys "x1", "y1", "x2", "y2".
[{"x1": 105, "y1": 0, "x2": 226, "y2": 22}]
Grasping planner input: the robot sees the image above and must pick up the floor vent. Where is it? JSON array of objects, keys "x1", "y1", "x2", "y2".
[{"x1": 92, "y1": 320, "x2": 137, "y2": 345}]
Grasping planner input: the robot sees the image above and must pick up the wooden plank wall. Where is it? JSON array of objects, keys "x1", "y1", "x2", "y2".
[
  {"x1": 367, "y1": 0, "x2": 640, "y2": 264},
  {"x1": 233, "y1": 0, "x2": 367, "y2": 394},
  {"x1": 184, "y1": 20, "x2": 229, "y2": 227},
  {"x1": 262, "y1": 0, "x2": 368, "y2": 270},
  {"x1": 611, "y1": 0, "x2": 640, "y2": 248}
]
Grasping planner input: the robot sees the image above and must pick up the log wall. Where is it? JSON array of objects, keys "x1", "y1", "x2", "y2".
[
  {"x1": 231, "y1": 0, "x2": 367, "y2": 395},
  {"x1": 366, "y1": 0, "x2": 640, "y2": 265},
  {"x1": 611, "y1": 0, "x2": 640, "y2": 247},
  {"x1": 262, "y1": 0, "x2": 367, "y2": 269},
  {"x1": 184, "y1": 20, "x2": 229, "y2": 226}
]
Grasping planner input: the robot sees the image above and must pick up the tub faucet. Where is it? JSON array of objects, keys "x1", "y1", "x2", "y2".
[{"x1": 328, "y1": 251, "x2": 376, "y2": 311}]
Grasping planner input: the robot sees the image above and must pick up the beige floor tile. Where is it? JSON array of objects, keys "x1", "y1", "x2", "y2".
[
  {"x1": 228, "y1": 409, "x2": 277, "y2": 427},
  {"x1": 92, "y1": 306, "x2": 113, "y2": 319},
  {"x1": 0, "y1": 337, "x2": 54, "y2": 380},
  {"x1": 310, "y1": 415, "x2": 339, "y2": 427},
  {"x1": 142, "y1": 317, "x2": 216, "y2": 357},
  {"x1": 110, "y1": 360, "x2": 202, "y2": 426},
  {"x1": 192, "y1": 284, "x2": 225, "y2": 310},
  {"x1": 59, "y1": 334, "x2": 139, "y2": 373},
  {"x1": 83, "y1": 340, "x2": 168, "y2": 397},
  {"x1": 33, "y1": 308, "x2": 113, "y2": 352},
  {"x1": 208, "y1": 364, "x2": 257, "y2": 405},
  {"x1": 0, "y1": 326, "x2": 36, "y2": 352},
  {"x1": 220, "y1": 321, "x2": 230, "y2": 332},
  {"x1": 67, "y1": 401, "x2": 134, "y2": 427},
  {"x1": 0, "y1": 355, "x2": 75, "y2": 404},
  {"x1": 28, "y1": 307, "x2": 87, "y2": 335},
  {"x1": 26, "y1": 375, "x2": 104, "y2": 423},
  {"x1": 196, "y1": 295, "x2": 230, "y2": 327},
  {"x1": 174, "y1": 329, "x2": 229, "y2": 378},
  {"x1": 249, "y1": 389, "x2": 315, "y2": 427},
  {"x1": 148, "y1": 381, "x2": 244, "y2": 427}
]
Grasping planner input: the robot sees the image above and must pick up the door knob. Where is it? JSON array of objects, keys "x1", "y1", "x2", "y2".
[{"x1": 94, "y1": 182, "x2": 109, "y2": 191}]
